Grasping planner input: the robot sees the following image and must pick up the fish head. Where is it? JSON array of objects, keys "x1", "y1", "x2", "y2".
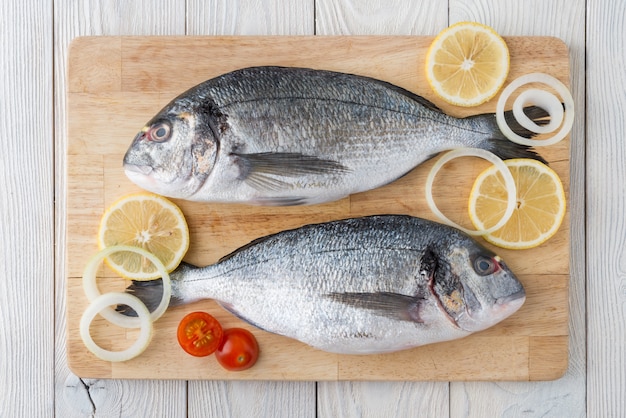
[
  {"x1": 432, "y1": 242, "x2": 525, "y2": 333},
  {"x1": 123, "y1": 103, "x2": 218, "y2": 199}
]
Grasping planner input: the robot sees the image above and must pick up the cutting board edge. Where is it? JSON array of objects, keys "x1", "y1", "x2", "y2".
[{"x1": 65, "y1": 35, "x2": 571, "y2": 382}]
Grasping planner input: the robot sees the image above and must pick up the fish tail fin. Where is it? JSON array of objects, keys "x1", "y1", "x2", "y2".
[
  {"x1": 117, "y1": 279, "x2": 166, "y2": 316},
  {"x1": 473, "y1": 105, "x2": 550, "y2": 164},
  {"x1": 116, "y1": 263, "x2": 196, "y2": 316}
]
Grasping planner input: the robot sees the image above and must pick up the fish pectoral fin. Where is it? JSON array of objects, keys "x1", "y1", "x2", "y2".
[
  {"x1": 232, "y1": 152, "x2": 349, "y2": 191},
  {"x1": 326, "y1": 292, "x2": 426, "y2": 323}
]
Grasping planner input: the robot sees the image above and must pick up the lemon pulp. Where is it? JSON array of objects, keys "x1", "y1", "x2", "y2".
[
  {"x1": 468, "y1": 159, "x2": 566, "y2": 249},
  {"x1": 98, "y1": 193, "x2": 189, "y2": 280},
  {"x1": 425, "y1": 21, "x2": 510, "y2": 107}
]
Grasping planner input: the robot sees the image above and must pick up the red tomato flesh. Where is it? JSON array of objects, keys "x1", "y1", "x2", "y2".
[
  {"x1": 215, "y1": 328, "x2": 259, "y2": 371},
  {"x1": 176, "y1": 312, "x2": 223, "y2": 357}
]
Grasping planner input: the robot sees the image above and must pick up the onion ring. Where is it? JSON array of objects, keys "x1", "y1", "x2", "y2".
[
  {"x1": 82, "y1": 245, "x2": 171, "y2": 328},
  {"x1": 80, "y1": 292, "x2": 153, "y2": 362},
  {"x1": 496, "y1": 73, "x2": 574, "y2": 146},
  {"x1": 512, "y1": 88, "x2": 564, "y2": 134},
  {"x1": 425, "y1": 148, "x2": 516, "y2": 236}
]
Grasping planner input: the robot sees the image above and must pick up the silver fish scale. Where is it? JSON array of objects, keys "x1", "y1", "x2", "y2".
[
  {"x1": 193, "y1": 68, "x2": 492, "y2": 203},
  {"x1": 122, "y1": 69, "x2": 531, "y2": 352},
  {"x1": 170, "y1": 216, "x2": 500, "y2": 354},
  {"x1": 125, "y1": 66, "x2": 543, "y2": 205},
  {"x1": 199, "y1": 67, "x2": 478, "y2": 143}
]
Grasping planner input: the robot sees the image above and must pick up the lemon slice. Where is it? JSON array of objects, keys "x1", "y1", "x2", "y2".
[
  {"x1": 425, "y1": 21, "x2": 510, "y2": 107},
  {"x1": 468, "y1": 159, "x2": 566, "y2": 249},
  {"x1": 98, "y1": 193, "x2": 189, "y2": 280}
]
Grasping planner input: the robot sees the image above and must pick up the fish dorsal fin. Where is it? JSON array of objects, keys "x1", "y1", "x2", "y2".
[
  {"x1": 325, "y1": 292, "x2": 426, "y2": 323},
  {"x1": 232, "y1": 152, "x2": 349, "y2": 191}
]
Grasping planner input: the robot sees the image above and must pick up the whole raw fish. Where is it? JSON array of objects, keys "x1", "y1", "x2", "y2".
[
  {"x1": 122, "y1": 215, "x2": 525, "y2": 354},
  {"x1": 123, "y1": 66, "x2": 545, "y2": 206}
]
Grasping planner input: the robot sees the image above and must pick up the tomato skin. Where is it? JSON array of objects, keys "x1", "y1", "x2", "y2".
[
  {"x1": 215, "y1": 328, "x2": 259, "y2": 371},
  {"x1": 176, "y1": 312, "x2": 223, "y2": 357}
]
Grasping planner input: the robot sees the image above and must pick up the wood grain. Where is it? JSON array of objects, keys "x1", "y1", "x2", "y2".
[
  {"x1": 66, "y1": 35, "x2": 570, "y2": 382},
  {"x1": 447, "y1": 1, "x2": 587, "y2": 417},
  {"x1": 187, "y1": 0, "x2": 314, "y2": 35},
  {"x1": 587, "y1": 0, "x2": 626, "y2": 416},
  {"x1": 315, "y1": 0, "x2": 447, "y2": 35},
  {"x1": 188, "y1": 381, "x2": 316, "y2": 418},
  {"x1": 318, "y1": 381, "x2": 449, "y2": 417},
  {"x1": 0, "y1": 1, "x2": 605, "y2": 417},
  {"x1": 0, "y1": 1, "x2": 53, "y2": 417},
  {"x1": 53, "y1": 1, "x2": 187, "y2": 417},
  {"x1": 314, "y1": 2, "x2": 450, "y2": 415},
  {"x1": 185, "y1": 3, "x2": 318, "y2": 417}
]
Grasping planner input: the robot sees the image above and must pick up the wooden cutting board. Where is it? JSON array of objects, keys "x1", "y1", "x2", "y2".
[{"x1": 66, "y1": 36, "x2": 570, "y2": 381}]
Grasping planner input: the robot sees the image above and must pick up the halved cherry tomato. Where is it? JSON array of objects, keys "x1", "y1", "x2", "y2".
[
  {"x1": 215, "y1": 328, "x2": 259, "y2": 371},
  {"x1": 176, "y1": 312, "x2": 223, "y2": 357}
]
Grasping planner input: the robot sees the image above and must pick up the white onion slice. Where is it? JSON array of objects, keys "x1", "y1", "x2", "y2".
[
  {"x1": 80, "y1": 292, "x2": 153, "y2": 362},
  {"x1": 82, "y1": 245, "x2": 171, "y2": 328},
  {"x1": 512, "y1": 88, "x2": 564, "y2": 134},
  {"x1": 496, "y1": 72, "x2": 574, "y2": 146},
  {"x1": 425, "y1": 148, "x2": 516, "y2": 236}
]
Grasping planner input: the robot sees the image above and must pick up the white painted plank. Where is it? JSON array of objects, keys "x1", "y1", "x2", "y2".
[
  {"x1": 189, "y1": 381, "x2": 315, "y2": 418},
  {"x1": 314, "y1": 1, "x2": 449, "y2": 416},
  {"x1": 315, "y1": 0, "x2": 447, "y2": 35},
  {"x1": 317, "y1": 382, "x2": 449, "y2": 418},
  {"x1": 185, "y1": 1, "x2": 317, "y2": 417},
  {"x1": 448, "y1": 1, "x2": 586, "y2": 417},
  {"x1": 54, "y1": 1, "x2": 187, "y2": 417},
  {"x1": 0, "y1": 1, "x2": 53, "y2": 417},
  {"x1": 187, "y1": 0, "x2": 314, "y2": 35},
  {"x1": 586, "y1": 0, "x2": 626, "y2": 416},
  {"x1": 44, "y1": 1, "x2": 602, "y2": 418}
]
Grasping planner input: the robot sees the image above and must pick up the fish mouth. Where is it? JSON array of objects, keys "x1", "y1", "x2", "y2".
[
  {"x1": 495, "y1": 289, "x2": 526, "y2": 315},
  {"x1": 124, "y1": 163, "x2": 158, "y2": 191},
  {"x1": 496, "y1": 289, "x2": 526, "y2": 305},
  {"x1": 124, "y1": 163, "x2": 153, "y2": 176},
  {"x1": 457, "y1": 282, "x2": 526, "y2": 332}
]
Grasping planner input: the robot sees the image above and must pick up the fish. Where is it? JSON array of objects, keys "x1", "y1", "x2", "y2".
[
  {"x1": 120, "y1": 215, "x2": 526, "y2": 354},
  {"x1": 123, "y1": 66, "x2": 547, "y2": 206}
]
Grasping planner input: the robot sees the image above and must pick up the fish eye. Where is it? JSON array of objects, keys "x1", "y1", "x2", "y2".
[
  {"x1": 148, "y1": 122, "x2": 171, "y2": 142},
  {"x1": 473, "y1": 256, "x2": 498, "y2": 276}
]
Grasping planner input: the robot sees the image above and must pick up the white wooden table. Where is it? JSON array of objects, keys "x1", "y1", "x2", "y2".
[{"x1": 1, "y1": 0, "x2": 621, "y2": 416}]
